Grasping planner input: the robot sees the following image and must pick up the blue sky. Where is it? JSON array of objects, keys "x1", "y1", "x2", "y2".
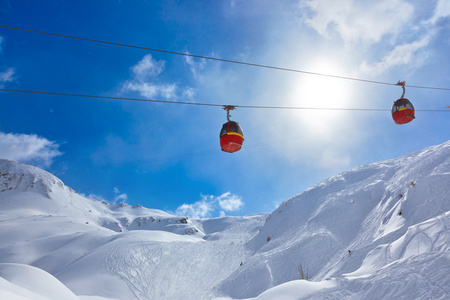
[{"x1": 1, "y1": 0, "x2": 449, "y2": 218}]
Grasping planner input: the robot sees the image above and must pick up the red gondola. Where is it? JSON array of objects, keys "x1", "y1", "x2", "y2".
[
  {"x1": 392, "y1": 98, "x2": 415, "y2": 125},
  {"x1": 220, "y1": 106, "x2": 244, "y2": 153},
  {"x1": 392, "y1": 81, "x2": 415, "y2": 125}
]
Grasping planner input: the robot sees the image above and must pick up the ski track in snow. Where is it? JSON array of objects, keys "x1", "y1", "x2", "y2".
[
  {"x1": 106, "y1": 241, "x2": 160, "y2": 300},
  {"x1": 105, "y1": 219, "x2": 262, "y2": 300}
]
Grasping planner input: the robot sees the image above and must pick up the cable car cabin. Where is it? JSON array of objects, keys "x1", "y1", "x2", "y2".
[
  {"x1": 392, "y1": 98, "x2": 415, "y2": 125},
  {"x1": 220, "y1": 121, "x2": 244, "y2": 153}
]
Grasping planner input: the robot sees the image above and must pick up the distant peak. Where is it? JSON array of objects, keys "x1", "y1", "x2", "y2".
[{"x1": 0, "y1": 159, "x2": 66, "y2": 195}]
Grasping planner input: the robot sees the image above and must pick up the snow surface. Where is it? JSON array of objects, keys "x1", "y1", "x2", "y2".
[{"x1": 0, "y1": 140, "x2": 449, "y2": 299}]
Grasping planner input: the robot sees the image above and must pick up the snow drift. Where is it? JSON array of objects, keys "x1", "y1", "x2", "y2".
[{"x1": 0, "y1": 140, "x2": 449, "y2": 299}]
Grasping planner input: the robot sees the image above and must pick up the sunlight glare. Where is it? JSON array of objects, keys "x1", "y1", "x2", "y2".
[{"x1": 287, "y1": 59, "x2": 353, "y2": 138}]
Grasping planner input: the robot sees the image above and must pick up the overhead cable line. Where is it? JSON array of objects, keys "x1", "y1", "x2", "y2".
[
  {"x1": 2, "y1": 25, "x2": 450, "y2": 92},
  {"x1": 2, "y1": 88, "x2": 449, "y2": 112},
  {"x1": 0, "y1": 88, "x2": 223, "y2": 107}
]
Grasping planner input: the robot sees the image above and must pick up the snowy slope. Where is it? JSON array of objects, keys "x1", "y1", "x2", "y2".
[
  {"x1": 0, "y1": 263, "x2": 79, "y2": 300},
  {"x1": 0, "y1": 159, "x2": 267, "y2": 299},
  {"x1": 0, "y1": 140, "x2": 449, "y2": 299},
  {"x1": 218, "y1": 140, "x2": 450, "y2": 299}
]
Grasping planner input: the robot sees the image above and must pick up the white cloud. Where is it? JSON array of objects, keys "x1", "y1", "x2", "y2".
[
  {"x1": 360, "y1": 36, "x2": 431, "y2": 75},
  {"x1": 123, "y1": 82, "x2": 177, "y2": 99},
  {"x1": 300, "y1": 1, "x2": 449, "y2": 76},
  {"x1": 300, "y1": 0, "x2": 414, "y2": 44},
  {"x1": 0, "y1": 132, "x2": 62, "y2": 168},
  {"x1": 122, "y1": 54, "x2": 181, "y2": 99},
  {"x1": 182, "y1": 87, "x2": 196, "y2": 99},
  {"x1": 184, "y1": 53, "x2": 207, "y2": 80},
  {"x1": 83, "y1": 193, "x2": 108, "y2": 202},
  {"x1": 217, "y1": 192, "x2": 244, "y2": 211},
  {"x1": 0, "y1": 68, "x2": 15, "y2": 83},
  {"x1": 358, "y1": 0, "x2": 449, "y2": 75},
  {"x1": 114, "y1": 187, "x2": 128, "y2": 203},
  {"x1": 175, "y1": 192, "x2": 244, "y2": 218},
  {"x1": 131, "y1": 54, "x2": 165, "y2": 79},
  {"x1": 429, "y1": 0, "x2": 450, "y2": 25},
  {"x1": 81, "y1": 189, "x2": 127, "y2": 204},
  {"x1": 114, "y1": 194, "x2": 128, "y2": 202},
  {"x1": 122, "y1": 53, "x2": 201, "y2": 100},
  {"x1": 0, "y1": 37, "x2": 16, "y2": 87},
  {"x1": 175, "y1": 196, "x2": 215, "y2": 219}
]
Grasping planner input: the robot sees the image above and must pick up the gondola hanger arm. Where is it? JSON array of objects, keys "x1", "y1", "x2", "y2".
[
  {"x1": 223, "y1": 105, "x2": 237, "y2": 121},
  {"x1": 397, "y1": 80, "x2": 406, "y2": 99}
]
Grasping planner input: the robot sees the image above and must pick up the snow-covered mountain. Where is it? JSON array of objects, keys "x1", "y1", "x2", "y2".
[{"x1": 1, "y1": 140, "x2": 449, "y2": 300}]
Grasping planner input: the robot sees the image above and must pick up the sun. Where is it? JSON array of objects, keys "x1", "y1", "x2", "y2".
[
  {"x1": 254, "y1": 57, "x2": 358, "y2": 168},
  {"x1": 287, "y1": 59, "x2": 353, "y2": 137}
]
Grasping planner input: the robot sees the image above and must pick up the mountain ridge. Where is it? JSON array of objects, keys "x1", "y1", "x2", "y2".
[{"x1": 0, "y1": 140, "x2": 449, "y2": 299}]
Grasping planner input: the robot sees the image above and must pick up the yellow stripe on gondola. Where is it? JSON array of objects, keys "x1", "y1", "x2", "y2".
[
  {"x1": 392, "y1": 107, "x2": 407, "y2": 114},
  {"x1": 221, "y1": 132, "x2": 244, "y2": 138}
]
